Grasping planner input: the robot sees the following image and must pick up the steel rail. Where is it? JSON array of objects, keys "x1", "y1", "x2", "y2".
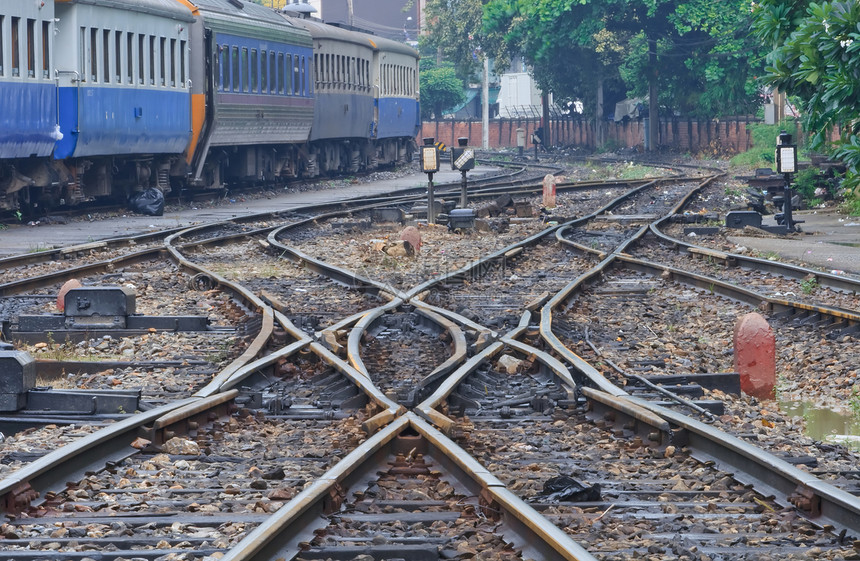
[
  {"x1": 650, "y1": 217, "x2": 860, "y2": 293},
  {"x1": 539, "y1": 176, "x2": 860, "y2": 537},
  {"x1": 630, "y1": 395, "x2": 860, "y2": 534},
  {"x1": 219, "y1": 412, "x2": 599, "y2": 561},
  {"x1": 0, "y1": 393, "x2": 222, "y2": 515}
]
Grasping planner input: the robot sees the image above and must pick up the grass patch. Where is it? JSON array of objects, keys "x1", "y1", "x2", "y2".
[{"x1": 730, "y1": 120, "x2": 805, "y2": 169}]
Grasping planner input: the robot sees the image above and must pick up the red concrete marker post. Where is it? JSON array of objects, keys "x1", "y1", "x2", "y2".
[
  {"x1": 400, "y1": 226, "x2": 422, "y2": 254},
  {"x1": 734, "y1": 312, "x2": 776, "y2": 399},
  {"x1": 57, "y1": 279, "x2": 82, "y2": 312}
]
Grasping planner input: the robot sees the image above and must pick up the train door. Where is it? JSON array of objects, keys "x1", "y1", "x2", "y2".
[{"x1": 371, "y1": 50, "x2": 380, "y2": 139}]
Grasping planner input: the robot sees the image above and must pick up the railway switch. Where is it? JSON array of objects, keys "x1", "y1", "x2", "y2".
[
  {"x1": 0, "y1": 351, "x2": 35, "y2": 411},
  {"x1": 64, "y1": 286, "x2": 136, "y2": 328},
  {"x1": 448, "y1": 209, "x2": 476, "y2": 230},
  {"x1": 0, "y1": 349, "x2": 140, "y2": 415},
  {"x1": 725, "y1": 211, "x2": 763, "y2": 229},
  {"x1": 16, "y1": 286, "x2": 211, "y2": 339}
]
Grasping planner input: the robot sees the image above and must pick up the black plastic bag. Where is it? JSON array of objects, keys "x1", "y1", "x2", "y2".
[
  {"x1": 128, "y1": 187, "x2": 165, "y2": 216},
  {"x1": 536, "y1": 475, "x2": 601, "y2": 502}
]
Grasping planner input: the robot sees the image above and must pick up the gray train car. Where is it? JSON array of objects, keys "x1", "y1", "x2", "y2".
[
  {"x1": 186, "y1": 0, "x2": 314, "y2": 186},
  {"x1": 283, "y1": 13, "x2": 419, "y2": 174}
]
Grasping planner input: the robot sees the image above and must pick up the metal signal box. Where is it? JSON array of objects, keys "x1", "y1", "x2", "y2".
[
  {"x1": 0, "y1": 351, "x2": 35, "y2": 411},
  {"x1": 420, "y1": 137, "x2": 440, "y2": 174},
  {"x1": 64, "y1": 286, "x2": 136, "y2": 328}
]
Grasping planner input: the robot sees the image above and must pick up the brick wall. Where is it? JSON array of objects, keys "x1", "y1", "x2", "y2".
[{"x1": 421, "y1": 117, "x2": 765, "y2": 154}]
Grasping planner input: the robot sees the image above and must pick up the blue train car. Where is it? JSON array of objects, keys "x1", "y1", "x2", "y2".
[
  {"x1": 0, "y1": 1, "x2": 60, "y2": 210},
  {"x1": 371, "y1": 36, "x2": 420, "y2": 143},
  {"x1": 53, "y1": 0, "x2": 194, "y2": 160}
]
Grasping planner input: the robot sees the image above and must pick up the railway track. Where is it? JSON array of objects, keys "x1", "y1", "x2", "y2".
[{"x1": 2, "y1": 158, "x2": 860, "y2": 559}]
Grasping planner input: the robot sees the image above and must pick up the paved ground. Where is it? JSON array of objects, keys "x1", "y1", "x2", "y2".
[
  {"x1": 2, "y1": 169, "x2": 860, "y2": 275},
  {"x1": 727, "y1": 209, "x2": 860, "y2": 275},
  {"x1": 0, "y1": 168, "x2": 481, "y2": 257}
]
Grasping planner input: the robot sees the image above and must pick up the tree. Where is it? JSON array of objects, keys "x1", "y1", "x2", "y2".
[
  {"x1": 419, "y1": 62, "x2": 466, "y2": 120},
  {"x1": 753, "y1": 1, "x2": 860, "y2": 194},
  {"x1": 423, "y1": 0, "x2": 502, "y2": 83},
  {"x1": 483, "y1": 0, "x2": 765, "y2": 123}
]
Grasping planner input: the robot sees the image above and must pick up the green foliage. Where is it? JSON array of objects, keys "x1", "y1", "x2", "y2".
[
  {"x1": 793, "y1": 166, "x2": 822, "y2": 203},
  {"x1": 481, "y1": 0, "x2": 765, "y2": 119},
  {"x1": 800, "y1": 275, "x2": 819, "y2": 294},
  {"x1": 419, "y1": 64, "x2": 466, "y2": 120},
  {"x1": 752, "y1": 0, "x2": 860, "y2": 197},
  {"x1": 840, "y1": 197, "x2": 860, "y2": 217},
  {"x1": 423, "y1": 0, "x2": 505, "y2": 83},
  {"x1": 729, "y1": 121, "x2": 802, "y2": 168}
]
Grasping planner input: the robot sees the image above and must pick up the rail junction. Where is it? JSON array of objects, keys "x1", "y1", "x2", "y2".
[{"x1": 0, "y1": 156, "x2": 859, "y2": 560}]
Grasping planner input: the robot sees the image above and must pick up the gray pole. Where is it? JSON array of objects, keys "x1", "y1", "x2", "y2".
[
  {"x1": 482, "y1": 56, "x2": 489, "y2": 150},
  {"x1": 427, "y1": 174, "x2": 436, "y2": 225}
]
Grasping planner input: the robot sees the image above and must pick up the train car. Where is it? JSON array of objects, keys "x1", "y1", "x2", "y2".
[
  {"x1": 369, "y1": 34, "x2": 420, "y2": 163},
  {"x1": 52, "y1": 0, "x2": 195, "y2": 203},
  {"x1": 285, "y1": 17, "x2": 375, "y2": 175},
  {"x1": 282, "y1": 11, "x2": 420, "y2": 174},
  {"x1": 0, "y1": 1, "x2": 61, "y2": 211},
  {"x1": 183, "y1": 0, "x2": 314, "y2": 188}
]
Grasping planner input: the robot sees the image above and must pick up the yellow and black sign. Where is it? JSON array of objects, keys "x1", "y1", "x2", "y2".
[
  {"x1": 452, "y1": 148, "x2": 475, "y2": 171},
  {"x1": 434, "y1": 142, "x2": 447, "y2": 152}
]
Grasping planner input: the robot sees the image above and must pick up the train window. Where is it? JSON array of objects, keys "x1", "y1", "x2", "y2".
[
  {"x1": 277, "y1": 53, "x2": 284, "y2": 94},
  {"x1": 294, "y1": 56, "x2": 301, "y2": 95},
  {"x1": 241, "y1": 47, "x2": 249, "y2": 92},
  {"x1": 42, "y1": 21, "x2": 50, "y2": 78},
  {"x1": 90, "y1": 28, "x2": 98, "y2": 82},
  {"x1": 260, "y1": 50, "x2": 267, "y2": 93},
  {"x1": 11, "y1": 17, "x2": 20, "y2": 77},
  {"x1": 125, "y1": 33, "x2": 132, "y2": 83},
  {"x1": 138, "y1": 34, "x2": 145, "y2": 84},
  {"x1": 79, "y1": 27, "x2": 86, "y2": 82},
  {"x1": 270, "y1": 51, "x2": 277, "y2": 93},
  {"x1": 170, "y1": 39, "x2": 176, "y2": 87},
  {"x1": 149, "y1": 36, "x2": 156, "y2": 85},
  {"x1": 261, "y1": 51, "x2": 266, "y2": 93},
  {"x1": 231, "y1": 46, "x2": 239, "y2": 91},
  {"x1": 159, "y1": 37, "x2": 166, "y2": 86},
  {"x1": 0, "y1": 16, "x2": 4, "y2": 76},
  {"x1": 115, "y1": 31, "x2": 122, "y2": 83},
  {"x1": 250, "y1": 49, "x2": 257, "y2": 92},
  {"x1": 313, "y1": 52, "x2": 319, "y2": 90},
  {"x1": 264, "y1": 51, "x2": 272, "y2": 93},
  {"x1": 27, "y1": 19, "x2": 35, "y2": 78},
  {"x1": 219, "y1": 45, "x2": 227, "y2": 90},
  {"x1": 212, "y1": 45, "x2": 218, "y2": 92},
  {"x1": 180, "y1": 40, "x2": 186, "y2": 87},
  {"x1": 103, "y1": 30, "x2": 110, "y2": 83},
  {"x1": 305, "y1": 56, "x2": 309, "y2": 95},
  {"x1": 287, "y1": 54, "x2": 293, "y2": 94}
]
